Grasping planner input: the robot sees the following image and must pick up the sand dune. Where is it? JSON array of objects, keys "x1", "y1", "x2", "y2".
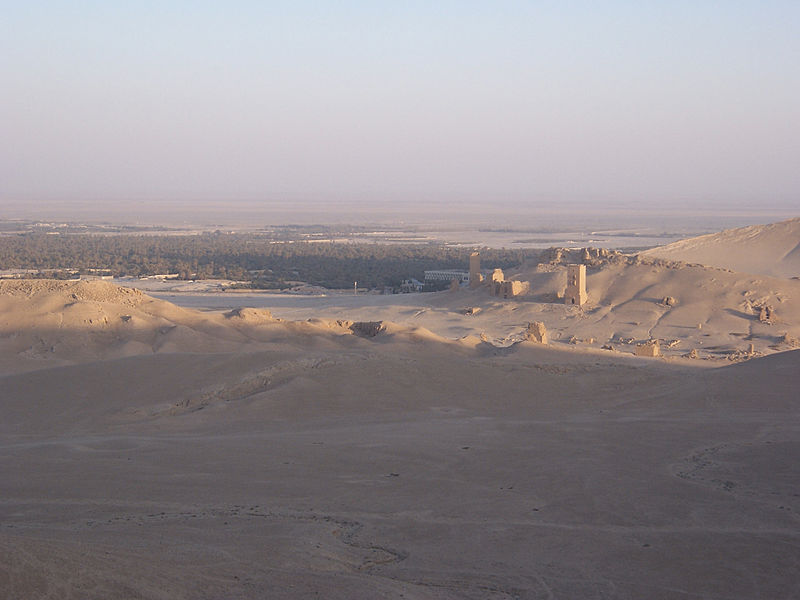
[
  {"x1": 1, "y1": 233, "x2": 799, "y2": 600},
  {"x1": 0, "y1": 280, "x2": 373, "y2": 373},
  {"x1": 640, "y1": 217, "x2": 800, "y2": 278}
]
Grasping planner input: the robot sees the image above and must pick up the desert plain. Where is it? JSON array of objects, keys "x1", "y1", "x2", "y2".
[{"x1": 1, "y1": 219, "x2": 799, "y2": 599}]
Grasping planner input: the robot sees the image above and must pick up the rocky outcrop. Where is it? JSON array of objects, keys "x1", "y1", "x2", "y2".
[
  {"x1": 525, "y1": 321, "x2": 548, "y2": 344},
  {"x1": 349, "y1": 321, "x2": 385, "y2": 338}
]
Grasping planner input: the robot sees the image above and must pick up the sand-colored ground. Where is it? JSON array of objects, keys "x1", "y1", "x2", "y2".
[
  {"x1": 640, "y1": 217, "x2": 800, "y2": 279},
  {"x1": 144, "y1": 251, "x2": 800, "y2": 363},
  {"x1": 1, "y1": 219, "x2": 799, "y2": 598}
]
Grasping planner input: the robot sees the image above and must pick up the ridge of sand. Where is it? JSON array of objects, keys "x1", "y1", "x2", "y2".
[
  {"x1": 0, "y1": 280, "x2": 472, "y2": 374},
  {"x1": 639, "y1": 216, "x2": 800, "y2": 278}
]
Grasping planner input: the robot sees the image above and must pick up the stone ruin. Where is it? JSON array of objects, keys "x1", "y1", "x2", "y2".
[
  {"x1": 349, "y1": 321, "x2": 385, "y2": 338},
  {"x1": 635, "y1": 340, "x2": 661, "y2": 357},
  {"x1": 564, "y1": 264, "x2": 587, "y2": 306},
  {"x1": 782, "y1": 333, "x2": 800, "y2": 347},
  {"x1": 492, "y1": 280, "x2": 530, "y2": 299},
  {"x1": 758, "y1": 305, "x2": 776, "y2": 324},
  {"x1": 465, "y1": 252, "x2": 597, "y2": 304},
  {"x1": 469, "y1": 252, "x2": 483, "y2": 288},
  {"x1": 544, "y1": 246, "x2": 619, "y2": 267},
  {"x1": 488, "y1": 268, "x2": 530, "y2": 299},
  {"x1": 525, "y1": 321, "x2": 548, "y2": 344},
  {"x1": 660, "y1": 296, "x2": 678, "y2": 307}
]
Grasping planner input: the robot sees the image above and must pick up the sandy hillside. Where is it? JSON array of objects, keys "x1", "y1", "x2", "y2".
[
  {"x1": 640, "y1": 217, "x2": 800, "y2": 278},
  {"x1": 220, "y1": 255, "x2": 800, "y2": 362},
  {"x1": 0, "y1": 280, "x2": 384, "y2": 373},
  {"x1": 0, "y1": 278, "x2": 798, "y2": 598}
]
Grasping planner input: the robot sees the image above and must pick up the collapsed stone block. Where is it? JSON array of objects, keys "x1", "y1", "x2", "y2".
[
  {"x1": 759, "y1": 306, "x2": 775, "y2": 324},
  {"x1": 525, "y1": 321, "x2": 548, "y2": 344},
  {"x1": 661, "y1": 296, "x2": 677, "y2": 307},
  {"x1": 635, "y1": 340, "x2": 661, "y2": 357},
  {"x1": 349, "y1": 321, "x2": 385, "y2": 337}
]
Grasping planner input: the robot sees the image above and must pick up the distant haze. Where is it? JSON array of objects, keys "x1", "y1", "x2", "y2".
[{"x1": 1, "y1": 2, "x2": 799, "y2": 212}]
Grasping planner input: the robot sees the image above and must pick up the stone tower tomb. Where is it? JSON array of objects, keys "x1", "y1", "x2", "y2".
[
  {"x1": 469, "y1": 252, "x2": 483, "y2": 288},
  {"x1": 564, "y1": 264, "x2": 587, "y2": 306}
]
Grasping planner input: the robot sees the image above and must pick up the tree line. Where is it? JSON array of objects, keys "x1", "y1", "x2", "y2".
[{"x1": 0, "y1": 233, "x2": 542, "y2": 289}]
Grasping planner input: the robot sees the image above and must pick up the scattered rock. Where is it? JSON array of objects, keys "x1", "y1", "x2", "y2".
[
  {"x1": 685, "y1": 349, "x2": 699, "y2": 359},
  {"x1": 601, "y1": 344, "x2": 614, "y2": 351},
  {"x1": 567, "y1": 335, "x2": 595, "y2": 345},
  {"x1": 462, "y1": 306, "x2": 481, "y2": 316}
]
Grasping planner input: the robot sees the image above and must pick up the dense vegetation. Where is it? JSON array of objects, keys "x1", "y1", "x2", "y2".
[{"x1": 0, "y1": 233, "x2": 541, "y2": 290}]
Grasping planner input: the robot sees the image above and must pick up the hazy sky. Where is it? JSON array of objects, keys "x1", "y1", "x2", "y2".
[{"x1": 1, "y1": 1, "x2": 798, "y2": 210}]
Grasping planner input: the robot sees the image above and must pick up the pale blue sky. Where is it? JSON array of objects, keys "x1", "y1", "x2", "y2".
[{"x1": 1, "y1": 1, "x2": 798, "y2": 209}]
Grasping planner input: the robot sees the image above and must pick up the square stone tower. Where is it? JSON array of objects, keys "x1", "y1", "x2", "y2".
[
  {"x1": 469, "y1": 252, "x2": 483, "y2": 288},
  {"x1": 564, "y1": 264, "x2": 587, "y2": 306}
]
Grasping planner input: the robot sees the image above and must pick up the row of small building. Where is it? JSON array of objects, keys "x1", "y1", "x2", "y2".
[{"x1": 421, "y1": 252, "x2": 588, "y2": 306}]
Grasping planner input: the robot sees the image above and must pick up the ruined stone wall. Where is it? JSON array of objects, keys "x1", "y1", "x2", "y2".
[
  {"x1": 503, "y1": 280, "x2": 529, "y2": 297},
  {"x1": 490, "y1": 279, "x2": 529, "y2": 298}
]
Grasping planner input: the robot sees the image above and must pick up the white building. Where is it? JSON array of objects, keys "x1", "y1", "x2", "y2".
[{"x1": 423, "y1": 270, "x2": 470, "y2": 283}]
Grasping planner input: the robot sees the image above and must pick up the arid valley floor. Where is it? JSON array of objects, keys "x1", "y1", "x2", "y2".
[{"x1": 1, "y1": 219, "x2": 799, "y2": 599}]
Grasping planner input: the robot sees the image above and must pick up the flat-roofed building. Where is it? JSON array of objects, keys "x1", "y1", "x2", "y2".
[{"x1": 424, "y1": 270, "x2": 470, "y2": 284}]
